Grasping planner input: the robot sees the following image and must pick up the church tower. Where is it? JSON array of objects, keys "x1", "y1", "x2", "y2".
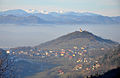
[{"x1": 80, "y1": 28, "x2": 83, "y2": 32}]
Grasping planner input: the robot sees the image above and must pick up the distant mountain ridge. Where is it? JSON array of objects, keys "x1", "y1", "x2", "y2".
[
  {"x1": 35, "y1": 31, "x2": 118, "y2": 49},
  {"x1": 0, "y1": 9, "x2": 120, "y2": 24}
]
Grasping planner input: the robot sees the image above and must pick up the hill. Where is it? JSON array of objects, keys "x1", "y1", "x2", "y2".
[
  {"x1": 36, "y1": 31, "x2": 118, "y2": 50},
  {"x1": 8, "y1": 31, "x2": 119, "y2": 78}
]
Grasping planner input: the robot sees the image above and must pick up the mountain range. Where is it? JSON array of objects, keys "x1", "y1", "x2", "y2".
[{"x1": 0, "y1": 9, "x2": 120, "y2": 24}]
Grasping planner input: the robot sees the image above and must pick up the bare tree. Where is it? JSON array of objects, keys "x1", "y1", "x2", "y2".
[{"x1": 0, "y1": 49, "x2": 15, "y2": 78}]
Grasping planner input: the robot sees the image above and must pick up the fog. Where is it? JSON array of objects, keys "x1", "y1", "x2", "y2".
[{"x1": 0, "y1": 24, "x2": 120, "y2": 48}]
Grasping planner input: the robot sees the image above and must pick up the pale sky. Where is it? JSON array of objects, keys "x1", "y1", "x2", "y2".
[{"x1": 0, "y1": 0, "x2": 120, "y2": 16}]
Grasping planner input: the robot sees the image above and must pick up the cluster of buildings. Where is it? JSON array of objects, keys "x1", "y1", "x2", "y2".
[
  {"x1": 6, "y1": 45, "x2": 102, "y2": 74},
  {"x1": 8, "y1": 46, "x2": 88, "y2": 59}
]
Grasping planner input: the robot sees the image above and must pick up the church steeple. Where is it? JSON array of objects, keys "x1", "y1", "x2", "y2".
[{"x1": 80, "y1": 28, "x2": 83, "y2": 32}]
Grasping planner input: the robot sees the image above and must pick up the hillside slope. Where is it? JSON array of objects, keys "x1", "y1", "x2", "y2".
[{"x1": 36, "y1": 31, "x2": 118, "y2": 49}]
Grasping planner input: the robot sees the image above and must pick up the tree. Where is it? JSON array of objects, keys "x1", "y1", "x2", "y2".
[{"x1": 0, "y1": 49, "x2": 15, "y2": 78}]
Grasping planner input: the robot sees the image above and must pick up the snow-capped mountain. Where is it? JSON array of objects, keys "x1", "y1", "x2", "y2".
[
  {"x1": 25, "y1": 9, "x2": 49, "y2": 14},
  {"x1": 0, "y1": 9, "x2": 101, "y2": 16},
  {"x1": 25, "y1": 9, "x2": 39, "y2": 13}
]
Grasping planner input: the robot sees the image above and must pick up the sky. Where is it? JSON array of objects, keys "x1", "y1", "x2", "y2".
[{"x1": 0, "y1": 0, "x2": 120, "y2": 16}]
